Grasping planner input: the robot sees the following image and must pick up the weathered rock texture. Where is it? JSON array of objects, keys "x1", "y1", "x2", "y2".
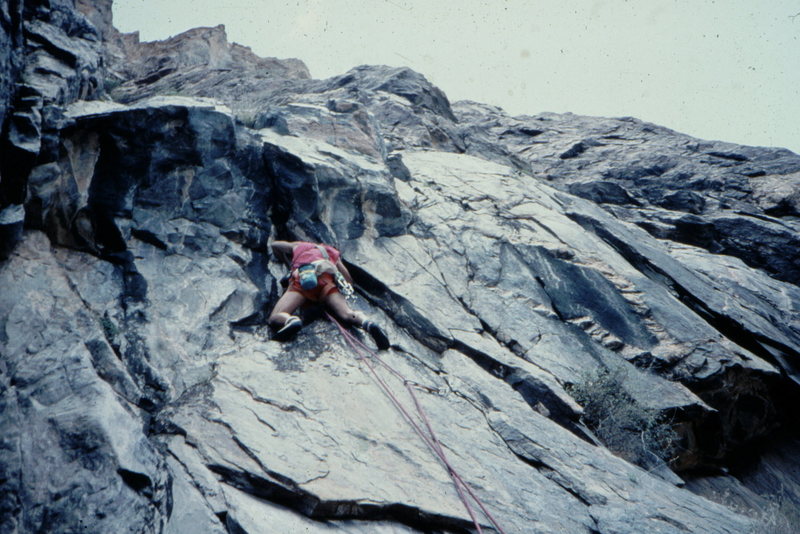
[{"x1": 2, "y1": 1, "x2": 799, "y2": 533}]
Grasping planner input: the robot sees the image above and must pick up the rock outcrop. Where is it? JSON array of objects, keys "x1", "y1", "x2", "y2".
[{"x1": 2, "y1": 1, "x2": 799, "y2": 533}]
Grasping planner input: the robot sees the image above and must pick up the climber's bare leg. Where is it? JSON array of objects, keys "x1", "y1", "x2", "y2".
[
  {"x1": 269, "y1": 290, "x2": 307, "y2": 327},
  {"x1": 322, "y1": 291, "x2": 364, "y2": 327},
  {"x1": 323, "y1": 290, "x2": 389, "y2": 349}
]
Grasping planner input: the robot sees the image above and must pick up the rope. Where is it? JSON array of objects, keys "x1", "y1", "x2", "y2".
[{"x1": 326, "y1": 313, "x2": 508, "y2": 534}]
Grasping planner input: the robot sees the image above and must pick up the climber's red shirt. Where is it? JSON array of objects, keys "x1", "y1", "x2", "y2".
[{"x1": 290, "y1": 242, "x2": 340, "y2": 270}]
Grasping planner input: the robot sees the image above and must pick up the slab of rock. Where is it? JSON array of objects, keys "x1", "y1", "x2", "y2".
[
  {"x1": 2, "y1": 2, "x2": 800, "y2": 532},
  {"x1": 0, "y1": 232, "x2": 168, "y2": 534}
]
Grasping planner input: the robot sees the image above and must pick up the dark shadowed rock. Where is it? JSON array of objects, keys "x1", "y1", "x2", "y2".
[
  {"x1": 1, "y1": 0, "x2": 104, "y2": 258},
  {"x1": 659, "y1": 190, "x2": 706, "y2": 214},
  {"x1": 0, "y1": 232, "x2": 169, "y2": 534},
  {"x1": 0, "y1": 0, "x2": 24, "y2": 130},
  {"x1": 568, "y1": 181, "x2": 638, "y2": 205}
]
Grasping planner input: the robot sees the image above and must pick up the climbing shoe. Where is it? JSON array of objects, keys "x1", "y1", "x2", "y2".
[
  {"x1": 274, "y1": 315, "x2": 302, "y2": 341},
  {"x1": 363, "y1": 320, "x2": 390, "y2": 350}
]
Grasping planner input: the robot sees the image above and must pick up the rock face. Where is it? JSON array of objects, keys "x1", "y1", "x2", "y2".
[
  {"x1": 2, "y1": 1, "x2": 800, "y2": 533},
  {"x1": 0, "y1": 0, "x2": 103, "y2": 258}
]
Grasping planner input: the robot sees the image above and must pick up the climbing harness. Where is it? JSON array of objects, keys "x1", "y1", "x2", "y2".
[
  {"x1": 287, "y1": 244, "x2": 353, "y2": 298},
  {"x1": 327, "y1": 313, "x2": 507, "y2": 534},
  {"x1": 312, "y1": 244, "x2": 354, "y2": 298}
]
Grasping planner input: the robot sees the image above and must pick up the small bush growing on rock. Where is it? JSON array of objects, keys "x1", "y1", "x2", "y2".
[
  {"x1": 568, "y1": 367, "x2": 677, "y2": 469},
  {"x1": 699, "y1": 487, "x2": 800, "y2": 534},
  {"x1": 100, "y1": 314, "x2": 119, "y2": 340},
  {"x1": 748, "y1": 494, "x2": 800, "y2": 534},
  {"x1": 104, "y1": 78, "x2": 120, "y2": 92}
]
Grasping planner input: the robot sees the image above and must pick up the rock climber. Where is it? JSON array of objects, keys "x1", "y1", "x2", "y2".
[{"x1": 268, "y1": 240, "x2": 390, "y2": 349}]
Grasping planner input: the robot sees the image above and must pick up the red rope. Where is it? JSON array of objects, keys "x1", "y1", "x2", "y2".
[{"x1": 327, "y1": 313, "x2": 508, "y2": 534}]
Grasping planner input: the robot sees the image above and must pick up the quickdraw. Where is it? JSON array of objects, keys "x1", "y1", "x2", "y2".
[{"x1": 335, "y1": 271, "x2": 355, "y2": 299}]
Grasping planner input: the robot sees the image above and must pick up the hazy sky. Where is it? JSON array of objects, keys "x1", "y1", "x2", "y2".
[{"x1": 113, "y1": 1, "x2": 800, "y2": 153}]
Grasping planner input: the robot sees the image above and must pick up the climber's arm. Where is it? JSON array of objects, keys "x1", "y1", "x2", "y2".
[{"x1": 271, "y1": 241, "x2": 296, "y2": 266}]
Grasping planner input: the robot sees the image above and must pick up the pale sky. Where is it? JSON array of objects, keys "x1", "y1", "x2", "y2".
[{"x1": 113, "y1": 1, "x2": 800, "y2": 154}]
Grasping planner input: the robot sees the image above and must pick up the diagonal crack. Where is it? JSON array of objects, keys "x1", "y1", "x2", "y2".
[
  {"x1": 439, "y1": 367, "x2": 606, "y2": 520},
  {"x1": 209, "y1": 462, "x2": 486, "y2": 533},
  {"x1": 570, "y1": 211, "x2": 800, "y2": 385},
  {"x1": 485, "y1": 414, "x2": 608, "y2": 510},
  {"x1": 222, "y1": 378, "x2": 313, "y2": 418}
]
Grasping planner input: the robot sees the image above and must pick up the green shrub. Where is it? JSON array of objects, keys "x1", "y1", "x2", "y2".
[
  {"x1": 100, "y1": 314, "x2": 119, "y2": 340},
  {"x1": 749, "y1": 494, "x2": 800, "y2": 534},
  {"x1": 103, "y1": 77, "x2": 122, "y2": 93},
  {"x1": 701, "y1": 487, "x2": 799, "y2": 534},
  {"x1": 568, "y1": 367, "x2": 677, "y2": 469}
]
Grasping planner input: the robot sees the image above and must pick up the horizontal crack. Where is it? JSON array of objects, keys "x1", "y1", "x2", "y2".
[
  {"x1": 226, "y1": 379, "x2": 311, "y2": 418},
  {"x1": 210, "y1": 464, "x2": 484, "y2": 533}
]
